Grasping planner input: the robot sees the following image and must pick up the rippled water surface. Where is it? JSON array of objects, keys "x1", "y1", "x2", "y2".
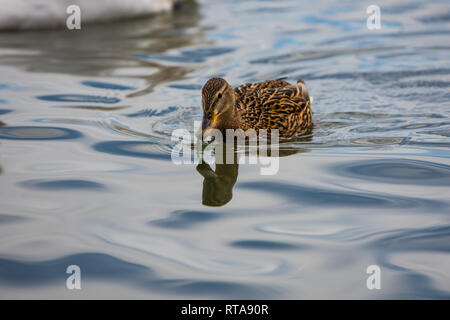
[{"x1": 1, "y1": 0, "x2": 449, "y2": 299}]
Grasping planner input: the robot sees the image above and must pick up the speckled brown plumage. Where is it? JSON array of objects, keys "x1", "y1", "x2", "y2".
[{"x1": 201, "y1": 77, "x2": 312, "y2": 138}]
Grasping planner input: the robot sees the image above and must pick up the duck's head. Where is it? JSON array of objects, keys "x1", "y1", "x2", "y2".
[{"x1": 201, "y1": 77, "x2": 237, "y2": 134}]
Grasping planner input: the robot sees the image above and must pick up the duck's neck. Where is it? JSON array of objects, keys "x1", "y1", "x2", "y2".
[
  {"x1": 228, "y1": 93, "x2": 243, "y2": 129},
  {"x1": 217, "y1": 106, "x2": 240, "y2": 139},
  {"x1": 229, "y1": 103, "x2": 242, "y2": 130}
]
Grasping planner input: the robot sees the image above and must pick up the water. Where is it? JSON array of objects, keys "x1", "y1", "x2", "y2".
[{"x1": 0, "y1": 0, "x2": 449, "y2": 299}]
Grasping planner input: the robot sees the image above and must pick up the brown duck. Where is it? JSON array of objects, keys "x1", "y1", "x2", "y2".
[{"x1": 201, "y1": 77, "x2": 312, "y2": 138}]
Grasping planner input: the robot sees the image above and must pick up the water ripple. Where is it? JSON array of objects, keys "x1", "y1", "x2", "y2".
[
  {"x1": 149, "y1": 279, "x2": 273, "y2": 299},
  {"x1": 251, "y1": 46, "x2": 398, "y2": 64},
  {"x1": 330, "y1": 159, "x2": 450, "y2": 186},
  {"x1": 370, "y1": 225, "x2": 450, "y2": 254},
  {"x1": 238, "y1": 181, "x2": 446, "y2": 210},
  {"x1": 0, "y1": 253, "x2": 272, "y2": 298},
  {"x1": 0, "y1": 253, "x2": 153, "y2": 286},
  {"x1": 81, "y1": 81, "x2": 135, "y2": 91},
  {"x1": 230, "y1": 240, "x2": 301, "y2": 251},
  {"x1": 302, "y1": 68, "x2": 450, "y2": 83},
  {"x1": 0, "y1": 214, "x2": 28, "y2": 224},
  {"x1": 368, "y1": 225, "x2": 450, "y2": 298},
  {"x1": 19, "y1": 179, "x2": 107, "y2": 191},
  {"x1": 168, "y1": 83, "x2": 202, "y2": 90},
  {"x1": 134, "y1": 47, "x2": 235, "y2": 64},
  {"x1": 0, "y1": 126, "x2": 82, "y2": 140},
  {"x1": 37, "y1": 94, "x2": 120, "y2": 104},
  {"x1": 125, "y1": 106, "x2": 178, "y2": 118},
  {"x1": 149, "y1": 210, "x2": 222, "y2": 229},
  {"x1": 87, "y1": 221, "x2": 287, "y2": 277},
  {"x1": 92, "y1": 141, "x2": 172, "y2": 161}
]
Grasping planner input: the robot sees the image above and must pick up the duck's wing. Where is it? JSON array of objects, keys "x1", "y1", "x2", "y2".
[
  {"x1": 234, "y1": 79, "x2": 290, "y2": 98},
  {"x1": 234, "y1": 79, "x2": 292, "y2": 129},
  {"x1": 255, "y1": 83, "x2": 311, "y2": 136}
]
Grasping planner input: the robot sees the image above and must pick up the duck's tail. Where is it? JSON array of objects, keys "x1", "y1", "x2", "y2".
[{"x1": 296, "y1": 79, "x2": 312, "y2": 102}]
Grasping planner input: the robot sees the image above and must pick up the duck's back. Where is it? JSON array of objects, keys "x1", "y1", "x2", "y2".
[{"x1": 234, "y1": 79, "x2": 312, "y2": 137}]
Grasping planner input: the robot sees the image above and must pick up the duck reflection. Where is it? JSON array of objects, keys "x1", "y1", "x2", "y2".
[
  {"x1": 196, "y1": 142, "x2": 238, "y2": 207},
  {"x1": 197, "y1": 160, "x2": 238, "y2": 207},
  {"x1": 196, "y1": 136, "x2": 311, "y2": 207}
]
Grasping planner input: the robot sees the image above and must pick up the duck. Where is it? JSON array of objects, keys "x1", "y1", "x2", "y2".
[{"x1": 201, "y1": 77, "x2": 312, "y2": 138}]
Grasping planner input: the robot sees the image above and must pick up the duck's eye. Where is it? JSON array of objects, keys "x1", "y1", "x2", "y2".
[{"x1": 217, "y1": 93, "x2": 222, "y2": 99}]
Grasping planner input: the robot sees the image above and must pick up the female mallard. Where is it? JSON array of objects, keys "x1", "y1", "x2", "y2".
[{"x1": 201, "y1": 77, "x2": 312, "y2": 138}]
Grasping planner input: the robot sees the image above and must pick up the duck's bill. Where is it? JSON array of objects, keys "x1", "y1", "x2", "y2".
[
  {"x1": 201, "y1": 118, "x2": 211, "y2": 132},
  {"x1": 195, "y1": 122, "x2": 217, "y2": 144}
]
